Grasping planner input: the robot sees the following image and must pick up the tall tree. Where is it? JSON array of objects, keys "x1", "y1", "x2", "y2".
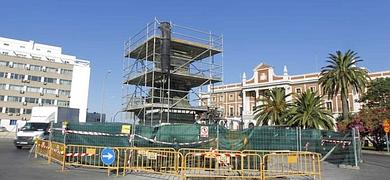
[
  {"x1": 319, "y1": 50, "x2": 369, "y2": 121},
  {"x1": 287, "y1": 91, "x2": 334, "y2": 130},
  {"x1": 360, "y1": 78, "x2": 390, "y2": 109},
  {"x1": 254, "y1": 88, "x2": 290, "y2": 126}
]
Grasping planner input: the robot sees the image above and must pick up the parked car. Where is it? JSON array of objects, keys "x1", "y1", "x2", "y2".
[{"x1": 0, "y1": 126, "x2": 7, "y2": 132}]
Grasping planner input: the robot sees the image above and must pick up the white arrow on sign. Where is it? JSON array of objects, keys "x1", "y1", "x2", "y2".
[{"x1": 102, "y1": 152, "x2": 113, "y2": 160}]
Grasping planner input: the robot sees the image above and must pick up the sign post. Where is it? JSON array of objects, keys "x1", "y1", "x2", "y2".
[
  {"x1": 383, "y1": 119, "x2": 390, "y2": 152},
  {"x1": 101, "y1": 147, "x2": 115, "y2": 165}
]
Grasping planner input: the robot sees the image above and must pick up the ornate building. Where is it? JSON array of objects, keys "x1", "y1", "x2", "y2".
[{"x1": 201, "y1": 63, "x2": 390, "y2": 129}]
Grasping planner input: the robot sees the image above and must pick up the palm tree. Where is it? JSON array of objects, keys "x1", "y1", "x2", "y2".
[
  {"x1": 319, "y1": 50, "x2": 369, "y2": 121},
  {"x1": 287, "y1": 91, "x2": 334, "y2": 130},
  {"x1": 254, "y1": 88, "x2": 290, "y2": 126}
]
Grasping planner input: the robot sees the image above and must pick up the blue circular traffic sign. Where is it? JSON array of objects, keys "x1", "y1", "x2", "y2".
[{"x1": 101, "y1": 147, "x2": 115, "y2": 165}]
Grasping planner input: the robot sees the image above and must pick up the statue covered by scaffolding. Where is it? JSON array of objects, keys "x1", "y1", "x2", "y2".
[{"x1": 122, "y1": 19, "x2": 223, "y2": 126}]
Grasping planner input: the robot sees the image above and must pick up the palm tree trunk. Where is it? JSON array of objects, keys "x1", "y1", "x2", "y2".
[{"x1": 341, "y1": 91, "x2": 349, "y2": 121}]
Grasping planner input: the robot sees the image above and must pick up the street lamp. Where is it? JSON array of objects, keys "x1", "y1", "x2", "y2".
[
  {"x1": 111, "y1": 110, "x2": 122, "y2": 122},
  {"x1": 101, "y1": 70, "x2": 111, "y2": 122}
]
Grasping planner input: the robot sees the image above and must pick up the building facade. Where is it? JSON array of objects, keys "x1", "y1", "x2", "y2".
[
  {"x1": 0, "y1": 37, "x2": 90, "y2": 131},
  {"x1": 86, "y1": 112, "x2": 106, "y2": 123},
  {"x1": 201, "y1": 63, "x2": 390, "y2": 129}
]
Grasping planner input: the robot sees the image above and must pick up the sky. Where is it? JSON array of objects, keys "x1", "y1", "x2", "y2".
[{"x1": 1, "y1": 0, "x2": 389, "y2": 121}]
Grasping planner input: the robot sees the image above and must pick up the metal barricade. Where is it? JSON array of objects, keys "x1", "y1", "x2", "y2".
[
  {"x1": 262, "y1": 152, "x2": 322, "y2": 180},
  {"x1": 123, "y1": 147, "x2": 182, "y2": 177},
  {"x1": 48, "y1": 141, "x2": 66, "y2": 166},
  {"x1": 35, "y1": 139, "x2": 50, "y2": 159},
  {"x1": 182, "y1": 150, "x2": 262, "y2": 179},
  {"x1": 33, "y1": 143, "x2": 322, "y2": 180},
  {"x1": 242, "y1": 150, "x2": 291, "y2": 157},
  {"x1": 65, "y1": 145, "x2": 121, "y2": 176}
]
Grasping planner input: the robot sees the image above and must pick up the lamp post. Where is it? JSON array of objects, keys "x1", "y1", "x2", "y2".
[
  {"x1": 101, "y1": 70, "x2": 111, "y2": 122},
  {"x1": 111, "y1": 110, "x2": 122, "y2": 122}
]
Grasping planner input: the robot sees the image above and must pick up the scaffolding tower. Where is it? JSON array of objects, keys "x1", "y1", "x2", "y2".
[{"x1": 122, "y1": 19, "x2": 223, "y2": 126}]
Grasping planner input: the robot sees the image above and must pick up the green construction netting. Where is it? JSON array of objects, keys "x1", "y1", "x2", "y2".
[{"x1": 50, "y1": 122, "x2": 358, "y2": 165}]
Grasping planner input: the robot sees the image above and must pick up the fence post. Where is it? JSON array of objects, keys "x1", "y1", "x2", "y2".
[
  {"x1": 34, "y1": 139, "x2": 38, "y2": 158},
  {"x1": 61, "y1": 144, "x2": 66, "y2": 171},
  {"x1": 299, "y1": 127, "x2": 302, "y2": 151},
  {"x1": 216, "y1": 123, "x2": 219, "y2": 150},
  {"x1": 131, "y1": 124, "x2": 136, "y2": 147},
  {"x1": 352, "y1": 128, "x2": 358, "y2": 167},
  {"x1": 356, "y1": 128, "x2": 363, "y2": 163},
  {"x1": 296, "y1": 127, "x2": 299, "y2": 151},
  {"x1": 48, "y1": 121, "x2": 53, "y2": 164}
]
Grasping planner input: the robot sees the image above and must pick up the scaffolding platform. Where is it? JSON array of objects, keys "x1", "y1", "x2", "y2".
[
  {"x1": 122, "y1": 19, "x2": 223, "y2": 125},
  {"x1": 123, "y1": 69, "x2": 221, "y2": 87},
  {"x1": 125, "y1": 36, "x2": 222, "y2": 60}
]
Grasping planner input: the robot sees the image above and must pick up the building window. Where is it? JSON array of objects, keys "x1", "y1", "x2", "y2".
[
  {"x1": 9, "y1": 120, "x2": 17, "y2": 125},
  {"x1": 7, "y1": 96, "x2": 23, "y2": 102},
  {"x1": 43, "y1": 77, "x2": 56, "y2": 84},
  {"x1": 42, "y1": 99, "x2": 55, "y2": 105},
  {"x1": 9, "y1": 84, "x2": 24, "y2": 91},
  {"x1": 60, "y1": 69, "x2": 73, "y2": 75},
  {"x1": 29, "y1": 65, "x2": 42, "y2": 71},
  {"x1": 219, "y1": 95, "x2": 224, "y2": 101},
  {"x1": 0, "y1": 61, "x2": 9, "y2": 66},
  {"x1": 10, "y1": 73, "x2": 24, "y2": 80},
  {"x1": 25, "y1": 97, "x2": 39, "y2": 104},
  {"x1": 0, "y1": 83, "x2": 6, "y2": 90},
  {"x1": 212, "y1": 97, "x2": 216, "y2": 102},
  {"x1": 229, "y1": 94, "x2": 234, "y2": 101},
  {"x1": 43, "y1": 88, "x2": 56, "y2": 94},
  {"x1": 239, "y1": 106, "x2": 243, "y2": 116},
  {"x1": 6, "y1": 108, "x2": 20, "y2": 113},
  {"x1": 229, "y1": 107, "x2": 234, "y2": 117},
  {"x1": 16, "y1": 53, "x2": 27, "y2": 57},
  {"x1": 0, "y1": 72, "x2": 7, "y2": 78},
  {"x1": 57, "y1": 100, "x2": 70, "y2": 107},
  {"x1": 326, "y1": 102, "x2": 333, "y2": 112},
  {"x1": 23, "y1": 109, "x2": 32, "y2": 114},
  {"x1": 13, "y1": 63, "x2": 25, "y2": 69},
  {"x1": 59, "y1": 79, "x2": 71, "y2": 85},
  {"x1": 28, "y1": 75, "x2": 41, "y2": 82},
  {"x1": 46, "y1": 67, "x2": 58, "y2": 73},
  {"x1": 27, "y1": 86, "x2": 40, "y2": 93},
  {"x1": 310, "y1": 86, "x2": 316, "y2": 92},
  {"x1": 0, "y1": 95, "x2": 4, "y2": 101},
  {"x1": 31, "y1": 56, "x2": 41, "y2": 60},
  {"x1": 296, "y1": 88, "x2": 302, "y2": 94},
  {"x1": 58, "y1": 90, "x2": 71, "y2": 96}
]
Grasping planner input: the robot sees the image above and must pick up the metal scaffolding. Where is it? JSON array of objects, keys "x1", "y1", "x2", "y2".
[{"x1": 122, "y1": 19, "x2": 223, "y2": 126}]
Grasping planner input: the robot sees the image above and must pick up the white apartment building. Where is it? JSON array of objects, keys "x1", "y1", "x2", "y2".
[{"x1": 0, "y1": 37, "x2": 90, "y2": 131}]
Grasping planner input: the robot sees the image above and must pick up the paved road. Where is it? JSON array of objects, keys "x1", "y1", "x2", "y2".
[
  {"x1": 322, "y1": 153, "x2": 390, "y2": 180},
  {"x1": 0, "y1": 138, "x2": 389, "y2": 180},
  {"x1": 0, "y1": 139, "x2": 157, "y2": 180}
]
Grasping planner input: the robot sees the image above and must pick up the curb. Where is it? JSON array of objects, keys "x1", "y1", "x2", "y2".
[
  {"x1": 362, "y1": 150, "x2": 390, "y2": 156},
  {"x1": 338, "y1": 164, "x2": 360, "y2": 170}
]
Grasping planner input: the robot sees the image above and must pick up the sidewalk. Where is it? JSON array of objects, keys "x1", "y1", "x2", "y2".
[
  {"x1": 362, "y1": 149, "x2": 390, "y2": 156},
  {"x1": 0, "y1": 132, "x2": 16, "y2": 139}
]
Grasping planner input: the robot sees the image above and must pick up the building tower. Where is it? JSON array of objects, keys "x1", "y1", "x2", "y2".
[{"x1": 122, "y1": 19, "x2": 223, "y2": 125}]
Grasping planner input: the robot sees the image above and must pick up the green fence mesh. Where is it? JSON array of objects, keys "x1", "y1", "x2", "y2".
[{"x1": 50, "y1": 122, "x2": 359, "y2": 166}]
